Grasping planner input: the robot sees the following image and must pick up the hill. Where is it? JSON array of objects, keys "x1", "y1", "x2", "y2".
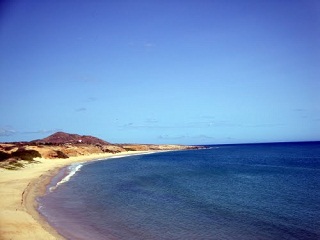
[
  {"x1": 0, "y1": 131, "x2": 205, "y2": 169},
  {"x1": 31, "y1": 132, "x2": 110, "y2": 145}
]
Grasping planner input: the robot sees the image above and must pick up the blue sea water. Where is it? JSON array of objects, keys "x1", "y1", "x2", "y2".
[{"x1": 38, "y1": 142, "x2": 320, "y2": 240}]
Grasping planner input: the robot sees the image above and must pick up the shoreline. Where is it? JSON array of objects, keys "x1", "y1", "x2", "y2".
[{"x1": 0, "y1": 150, "x2": 156, "y2": 240}]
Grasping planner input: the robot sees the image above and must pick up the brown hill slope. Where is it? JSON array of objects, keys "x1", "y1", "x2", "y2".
[
  {"x1": 1, "y1": 132, "x2": 206, "y2": 169},
  {"x1": 31, "y1": 131, "x2": 110, "y2": 145}
]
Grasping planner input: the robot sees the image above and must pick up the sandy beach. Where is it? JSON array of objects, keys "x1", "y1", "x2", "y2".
[{"x1": 0, "y1": 151, "x2": 151, "y2": 240}]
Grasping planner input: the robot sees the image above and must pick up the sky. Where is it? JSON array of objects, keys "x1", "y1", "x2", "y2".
[{"x1": 0, "y1": 0, "x2": 319, "y2": 145}]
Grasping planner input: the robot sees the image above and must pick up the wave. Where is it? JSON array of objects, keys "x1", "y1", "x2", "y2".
[
  {"x1": 49, "y1": 163, "x2": 83, "y2": 192},
  {"x1": 48, "y1": 152, "x2": 156, "y2": 192}
]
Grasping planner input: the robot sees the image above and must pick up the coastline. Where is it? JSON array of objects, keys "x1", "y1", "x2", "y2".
[{"x1": 0, "y1": 150, "x2": 154, "y2": 240}]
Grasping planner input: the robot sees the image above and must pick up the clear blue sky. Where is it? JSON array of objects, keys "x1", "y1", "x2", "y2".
[{"x1": 1, "y1": 0, "x2": 319, "y2": 144}]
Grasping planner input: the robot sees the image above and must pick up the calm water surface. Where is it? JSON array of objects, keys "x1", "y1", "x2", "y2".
[{"x1": 39, "y1": 142, "x2": 320, "y2": 240}]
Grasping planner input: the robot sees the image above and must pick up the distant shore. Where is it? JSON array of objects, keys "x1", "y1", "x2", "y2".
[{"x1": 0, "y1": 150, "x2": 158, "y2": 240}]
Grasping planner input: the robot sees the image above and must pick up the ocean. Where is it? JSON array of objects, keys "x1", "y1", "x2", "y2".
[{"x1": 38, "y1": 142, "x2": 320, "y2": 240}]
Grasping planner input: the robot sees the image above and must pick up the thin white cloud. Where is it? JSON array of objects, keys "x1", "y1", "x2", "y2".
[
  {"x1": 75, "y1": 107, "x2": 87, "y2": 112},
  {"x1": 128, "y1": 41, "x2": 156, "y2": 49},
  {"x1": 87, "y1": 97, "x2": 97, "y2": 102},
  {"x1": 119, "y1": 123, "x2": 177, "y2": 130},
  {"x1": 200, "y1": 115, "x2": 216, "y2": 119},
  {"x1": 70, "y1": 75, "x2": 101, "y2": 85},
  {"x1": 245, "y1": 123, "x2": 285, "y2": 128},
  {"x1": 158, "y1": 134, "x2": 187, "y2": 140},
  {"x1": 22, "y1": 129, "x2": 61, "y2": 134},
  {"x1": 0, "y1": 127, "x2": 61, "y2": 138},
  {"x1": 192, "y1": 134, "x2": 216, "y2": 139},
  {"x1": 292, "y1": 108, "x2": 306, "y2": 112},
  {"x1": 118, "y1": 120, "x2": 240, "y2": 130},
  {"x1": 186, "y1": 120, "x2": 240, "y2": 128},
  {"x1": 144, "y1": 118, "x2": 158, "y2": 124},
  {"x1": 0, "y1": 127, "x2": 16, "y2": 137},
  {"x1": 144, "y1": 42, "x2": 155, "y2": 48},
  {"x1": 118, "y1": 119, "x2": 286, "y2": 131}
]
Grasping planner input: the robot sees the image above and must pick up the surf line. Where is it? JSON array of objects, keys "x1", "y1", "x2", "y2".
[{"x1": 49, "y1": 163, "x2": 83, "y2": 192}]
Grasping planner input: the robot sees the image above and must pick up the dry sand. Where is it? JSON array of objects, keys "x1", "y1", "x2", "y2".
[{"x1": 0, "y1": 151, "x2": 152, "y2": 240}]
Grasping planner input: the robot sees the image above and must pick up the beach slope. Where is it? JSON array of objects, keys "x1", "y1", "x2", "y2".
[
  {"x1": 0, "y1": 132, "x2": 204, "y2": 239},
  {"x1": 0, "y1": 152, "x2": 155, "y2": 239}
]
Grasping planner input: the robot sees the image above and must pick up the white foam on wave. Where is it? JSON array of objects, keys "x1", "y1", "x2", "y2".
[
  {"x1": 49, "y1": 163, "x2": 83, "y2": 192},
  {"x1": 48, "y1": 152, "x2": 157, "y2": 192}
]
